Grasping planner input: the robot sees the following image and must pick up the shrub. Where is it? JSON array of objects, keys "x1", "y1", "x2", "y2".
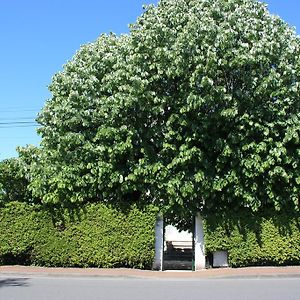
[
  {"x1": 204, "y1": 210, "x2": 300, "y2": 267},
  {"x1": 0, "y1": 202, "x2": 157, "y2": 269},
  {"x1": 0, "y1": 202, "x2": 37, "y2": 264}
]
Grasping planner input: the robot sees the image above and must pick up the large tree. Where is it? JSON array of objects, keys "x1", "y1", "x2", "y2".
[{"x1": 31, "y1": 0, "x2": 300, "y2": 218}]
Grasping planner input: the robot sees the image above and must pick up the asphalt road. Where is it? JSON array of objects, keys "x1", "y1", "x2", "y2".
[{"x1": 0, "y1": 275, "x2": 299, "y2": 300}]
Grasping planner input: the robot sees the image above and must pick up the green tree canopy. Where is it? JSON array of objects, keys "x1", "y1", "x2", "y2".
[
  {"x1": 0, "y1": 158, "x2": 27, "y2": 204},
  {"x1": 0, "y1": 145, "x2": 39, "y2": 205},
  {"x1": 31, "y1": 0, "x2": 300, "y2": 217}
]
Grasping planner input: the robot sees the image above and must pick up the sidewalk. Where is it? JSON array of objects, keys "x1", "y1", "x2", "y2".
[{"x1": 1, "y1": 265, "x2": 300, "y2": 279}]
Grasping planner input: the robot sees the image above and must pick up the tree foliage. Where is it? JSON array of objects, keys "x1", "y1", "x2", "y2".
[
  {"x1": 31, "y1": 0, "x2": 300, "y2": 216},
  {"x1": 0, "y1": 158, "x2": 28, "y2": 204},
  {"x1": 0, "y1": 145, "x2": 40, "y2": 205}
]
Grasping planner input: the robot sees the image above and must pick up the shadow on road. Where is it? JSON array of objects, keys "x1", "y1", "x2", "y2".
[{"x1": 0, "y1": 278, "x2": 29, "y2": 288}]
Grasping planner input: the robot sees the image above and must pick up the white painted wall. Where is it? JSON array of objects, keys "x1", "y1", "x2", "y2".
[
  {"x1": 153, "y1": 215, "x2": 164, "y2": 270},
  {"x1": 194, "y1": 214, "x2": 206, "y2": 270},
  {"x1": 164, "y1": 225, "x2": 192, "y2": 242}
]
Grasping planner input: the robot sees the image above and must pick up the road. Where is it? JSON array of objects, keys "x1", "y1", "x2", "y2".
[{"x1": 0, "y1": 275, "x2": 299, "y2": 300}]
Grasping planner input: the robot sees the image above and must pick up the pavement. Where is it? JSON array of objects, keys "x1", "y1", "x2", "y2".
[{"x1": 1, "y1": 265, "x2": 300, "y2": 279}]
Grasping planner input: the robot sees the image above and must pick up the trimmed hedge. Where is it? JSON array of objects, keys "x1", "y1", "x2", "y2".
[
  {"x1": 2, "y1": 202, "x2": 299, "y2": 268},
  {"x1": 204, "y1": 210, "x2": 300, "y2": 267},
  {"x1": 0, "y1": 202, "x2": 157, "y2": 269}
]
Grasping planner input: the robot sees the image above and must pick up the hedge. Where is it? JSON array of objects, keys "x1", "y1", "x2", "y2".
[
  {"x1": 0, "y1": 202, "x2": 157, "y2": 269},
  {"x1": 2, "y1": 202, "x2": 299, "y2": 269},
  {"x1": 204, "y1": 210, "x2": 300, "y2": 267}
]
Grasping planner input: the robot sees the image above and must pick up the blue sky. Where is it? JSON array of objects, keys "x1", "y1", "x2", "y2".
[{"x1": 0, "y1": 0, "x2": 299, "y2": 161}]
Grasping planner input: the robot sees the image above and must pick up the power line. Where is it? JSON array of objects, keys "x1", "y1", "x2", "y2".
[
  {"x1": 0, "y1": 117, "x2": 37, "y2": 121},
  {"x1": 0, "y1": 121, "x2": 37, "y2": 125},
  {"x1": 0, "y1": 124, "x2": 40, "y2": 129},
  {"x1": 0, "y1": 121, "x2": 36, "y2": 125},
  {"x1": 0, "y1": 136, "x2": 40, "y2": 139},
  {"x1": 0, "y1": 109, "x2": 40, "y2": 113}
]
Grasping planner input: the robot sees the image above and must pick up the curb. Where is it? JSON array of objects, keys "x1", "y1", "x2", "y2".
[{"x1": 1, "y1": 266, "x2": 300, "y2": 280}]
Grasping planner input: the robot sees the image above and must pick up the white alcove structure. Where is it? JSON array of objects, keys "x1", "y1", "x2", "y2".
[{"x1": 153, "y1": 213, "x2": 206, "y2": 271}]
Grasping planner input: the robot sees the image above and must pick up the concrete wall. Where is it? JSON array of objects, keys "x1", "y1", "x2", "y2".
[{"x1": 153, "y1": 215, "x2": 164, "y2": 270}]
